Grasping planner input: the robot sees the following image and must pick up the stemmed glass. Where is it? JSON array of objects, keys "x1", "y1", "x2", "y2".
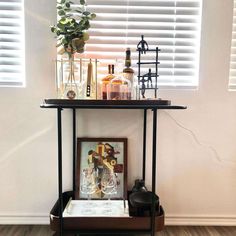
[
  {"x1": 101, "y1": 169, "x2": 118, "y2": 214},
  {"x1": 80, "y1": 167, "x2": 97, "y2": 215}
]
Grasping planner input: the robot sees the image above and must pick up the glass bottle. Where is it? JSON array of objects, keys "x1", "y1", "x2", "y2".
[
  {"x1": 101, "y1": 64, "x2": 115, "y2": 100},
  {"x1": 107, "y1": 73, "x2": 131, "y2": 100},
  {"x1": 123, "y1": 48, "x2": 135, "y2": 99}
]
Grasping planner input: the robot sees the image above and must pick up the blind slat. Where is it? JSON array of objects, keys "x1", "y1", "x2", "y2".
[
  {"x1": 72, "y1": 0, "x2": 202, "y2": 87},
  {"x1": 0, "y1": 0, "x2": 24, "y2": 86},
  {"x1": 229, "y1": 1, "x2": 236, "y2": 89}
]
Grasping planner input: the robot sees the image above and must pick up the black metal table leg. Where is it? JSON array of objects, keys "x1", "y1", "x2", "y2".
[
  {"x1": 57, "y1": 108, "x2": 63, "y2": 236},
  {"x1": 73, "y1": 109, "x2": 78, "y2": 236},
  {"x1": 72, "y1": 108, "x2": 76, "y2": 198},
  {"x1": 151, "y1": 108, "x2": 157, "y2": 236},
  {"x1": 142, "y1": 109, "x2": 147, "y2": 181}
]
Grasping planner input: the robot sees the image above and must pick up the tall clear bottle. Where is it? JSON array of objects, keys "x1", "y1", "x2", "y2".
[
  {"x1": 101, "y1": 64, "x2": 115, "y2": 100},
  {"x1": 123, "y1": 48, "x2": 135, "y2": 99}
]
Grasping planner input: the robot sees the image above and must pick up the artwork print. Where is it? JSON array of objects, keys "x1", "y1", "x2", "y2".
[{"x1": 76, "y1": 138, "x2": 127, "y2": 199}]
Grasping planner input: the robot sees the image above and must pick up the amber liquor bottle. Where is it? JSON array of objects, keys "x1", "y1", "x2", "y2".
[{"x1": 101, "y1": 64, "x2": 115, "y2": 100}]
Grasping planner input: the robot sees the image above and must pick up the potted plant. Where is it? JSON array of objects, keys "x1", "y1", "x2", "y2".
[{"x1": 51, "y1": 0, "x2": 96, "y2": 99}]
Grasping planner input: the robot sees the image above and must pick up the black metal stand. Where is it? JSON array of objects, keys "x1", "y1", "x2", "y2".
[
  {"x1": 72, "y1": 108, "x2": 76, "y2": 198},
  {"x1": 151, "y1": 109, "x2": 157, "y2": 236},
  {"x1": 57, "y1": 108, "x2": 63, "y2": 236},
  {"x1": 142, "y1": 109, "x2": 147, "y2": 181},
  {"x1": 137, "y1": 48, "x2": 161, "y2": 99},
  {"x1": 41, "y1": 99, "x2": 186, "y2": 236}
]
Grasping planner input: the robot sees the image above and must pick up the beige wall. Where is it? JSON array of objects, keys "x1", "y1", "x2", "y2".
[{"x1": 0, "y1": 0, "x2": 236, "y2": 225}]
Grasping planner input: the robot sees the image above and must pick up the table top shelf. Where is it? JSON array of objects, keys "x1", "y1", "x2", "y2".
[{"x1": 40, "y1": 99, "x2": 187, "y2": 110}]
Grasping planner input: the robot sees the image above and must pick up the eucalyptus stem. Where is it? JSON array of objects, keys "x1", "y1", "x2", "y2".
[{"x1": 50, "y1": 0, "x2": 96, "y2": 54}]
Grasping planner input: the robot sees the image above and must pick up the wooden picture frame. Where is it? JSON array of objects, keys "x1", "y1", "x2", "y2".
[{"x1": 76, "y1": 138, "x2": 127, "y2": 200}]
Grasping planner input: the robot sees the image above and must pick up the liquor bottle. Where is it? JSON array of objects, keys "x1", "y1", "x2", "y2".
[
  {"x1": 123, "y1": 48, "x2": 135, "y2": 99},
  {"x1": 123, "y1": 48, "x2": 134, "y2": 82},
  {"x1": 101, "y1": 64, "x2": 115, "y2": 100}
]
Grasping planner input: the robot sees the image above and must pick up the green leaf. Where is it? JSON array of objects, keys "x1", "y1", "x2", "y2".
[
  {"x1": 62, "y1": 38, "x2": 68, "y2": 45},
  {"x1": 65, "y1": 2, "x2": 70, "y2": 8},
  {"x1": 90, "y1": 13, "x2": 96, "y2": 19},
  {"x1": 57, "y1": 6, "x2": 63, "y2": 9},
  {"x1": 61, "y1": 0, "x2": 66, "y2": 3},
  {"x1": 58, "y1": 10, "x2": 65, "y2": 16},
  {"x1": 82, "y1": 32, "x2": 89, "y2": 41},
  {"x1": 78, "y1": 20, "x2": 85, "y2": 27},
  {"x1": 60, "y1": 17, "x2": 66, "y2": 22},
  {"x1": 83, "y1": 11, "x2": 90, "y2": 16},
  {"x1": 80, "y1": 0, "x2": 85, "y2": 5},
  {"x1": 50, "y1": 26, "x2": 56, "y2": 33},
  {"x1": 85, "y1": 22, "x2": 90, "y2": 29},
  {"x1": 57, "y1": 22, "x2": 66, "y2": 30},
  {"x1": 59, "y1": 18, "x2": 70, "y2": 24}
]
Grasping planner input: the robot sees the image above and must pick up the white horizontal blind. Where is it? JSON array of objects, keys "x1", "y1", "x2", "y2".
[
  {"x1": 229, "y1": 0, "x2": 236, "y2": 90},
  {"x1": 73, "y1": 0, "x2": 202, "y2": 87},
  {"x1": 0, "y1": 0, "x2": 24, "y2": 87}
]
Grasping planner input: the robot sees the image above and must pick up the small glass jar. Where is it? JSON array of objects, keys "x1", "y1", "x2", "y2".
[{"x1": 107, "y1": 74, "x2": 132, "y2": 100}]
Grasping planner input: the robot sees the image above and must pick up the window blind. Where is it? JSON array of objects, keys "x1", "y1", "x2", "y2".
[
  {"x1": 81, "y1": 0, "x2": 202, "y2": 88},
  {"x1": 0, "y1": 0, "x2": 24, "y2": 87},
  {"x1": 229, "y1": 0, "x2": 236, "y2": 90}
]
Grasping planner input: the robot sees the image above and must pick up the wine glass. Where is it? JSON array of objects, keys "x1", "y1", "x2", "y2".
[
  {"x1": 80, "y1": 167, "x2": 97, "y2": 214},
  {"x1": 101, "y1": 169, "x2": 118, "y2": 214}
]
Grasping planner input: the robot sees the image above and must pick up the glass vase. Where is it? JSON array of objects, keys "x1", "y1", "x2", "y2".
[
  {"x1": 56, "y1": 54, "x2": 80, "y2": 99},
  {"x1": 56, "y1": 55, "x2": 98, "y2": 99}
]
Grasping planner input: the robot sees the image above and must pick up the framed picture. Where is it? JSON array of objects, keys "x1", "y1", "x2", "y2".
[{"x1": 76, "y1": 138, "x2": 127, "y2": 200}]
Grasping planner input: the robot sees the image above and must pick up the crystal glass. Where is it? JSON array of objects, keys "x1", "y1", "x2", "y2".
[
  {"x1": 101, "y1": 169, "x2": 118, "y2": 214},
  {"x1": 80, "y1": 168, "x2": 97, "y2": 214}
]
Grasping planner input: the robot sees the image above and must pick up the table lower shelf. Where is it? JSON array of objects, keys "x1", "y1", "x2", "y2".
[{"x1": 50, "y1": 191, "x2": 165, "y2": 233}]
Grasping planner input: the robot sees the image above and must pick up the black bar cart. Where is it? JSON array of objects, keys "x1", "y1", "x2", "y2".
[{"x1": 40, "y1": 99, "x2": 186, "y2": 236}]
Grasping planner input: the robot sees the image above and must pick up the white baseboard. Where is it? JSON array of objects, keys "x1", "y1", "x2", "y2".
[
  {"x1": 165, "y1": 215, "x2": 236, "y2": 226},
  {"x1": 0, "y1": 215, "x2": 49, "y2": 225},
  {"x1": 0, "y1": 214, "x2": 236, "y2": 226}
]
